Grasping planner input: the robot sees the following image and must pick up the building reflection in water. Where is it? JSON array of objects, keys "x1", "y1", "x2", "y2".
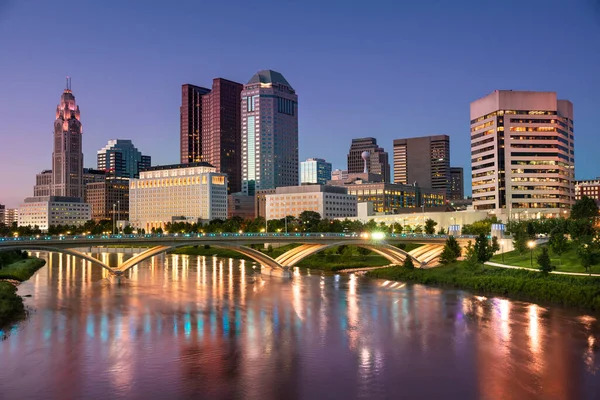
[{"x1": 0, "y1": 251, "x2": 599, "y2": 399}]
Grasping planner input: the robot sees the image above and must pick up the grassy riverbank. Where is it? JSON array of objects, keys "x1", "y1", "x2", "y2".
[
  {"x1": 367, "y1": 262, "x2": 600, "y2": 311},
  {"x1": 171, "y1": 244, "x2": 422, "y2": 271},
  {"x1": 0, "y1": 253, "x2": 46, "y2": 328},
  {"x1": 491, "y1": 244, "x2": 586, "y2": 273}
]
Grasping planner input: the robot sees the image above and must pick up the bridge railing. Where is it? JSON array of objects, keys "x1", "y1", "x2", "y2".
[{"x1": 0, "y1": 232, "x2": 478, "y2": 243}]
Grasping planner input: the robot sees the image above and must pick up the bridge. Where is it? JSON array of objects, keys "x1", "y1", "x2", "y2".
[{"x1": 0, "y1": 233, "x2": 475, "y2": 278}]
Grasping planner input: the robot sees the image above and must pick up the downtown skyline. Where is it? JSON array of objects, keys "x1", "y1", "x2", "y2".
[{"x1": 1, "y1": 0, "x2": 600, "y2": 207}]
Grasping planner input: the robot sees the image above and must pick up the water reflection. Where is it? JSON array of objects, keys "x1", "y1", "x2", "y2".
[{"x1": 0, "y1": 252, "x2": 598, "y2": 399}]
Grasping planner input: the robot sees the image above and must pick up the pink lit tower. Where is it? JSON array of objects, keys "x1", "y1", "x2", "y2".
[{"x1": 52, "y1": 77, "x2": 84, "y2": 198}]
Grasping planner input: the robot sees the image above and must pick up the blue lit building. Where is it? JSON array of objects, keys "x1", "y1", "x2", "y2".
[
  {"x1": 300, "y1": 158, "x2": 332, "y2": 185},
  {"x1": 97, "y1": 139, "x2": 151, "y2": 179}
]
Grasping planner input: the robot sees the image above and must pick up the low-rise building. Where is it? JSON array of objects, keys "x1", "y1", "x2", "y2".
[
  {"x1": 266, "y1": 185, "x2": 357, "y2": 220},
  {"x1": 86, "y1": 178, "x2": 130, "y2": 221},
  {"x1": 327, "y1": 175, "x2": 445, "y2": 214},
  {"x1": 18, "y1": 196, "x2": 91, "y2": 231},
  {"x1": 228, "y1": 193, "x2": 255, "y2": 219},
  {"x1": 129, "y1": 162, "x2": 227, "y2": 231},
  {"x1": 1, "y1": 207, "x2": 19, "y2": 226},
  {"x1": 575, "y1": 179, "x2": 600, "y2": 205},
  {"x1": 331, "y1": 169, "x2": 348, "y2": 181},
  {"x1": 255, "y1": 189, "x2": 276, "y2": 219}
]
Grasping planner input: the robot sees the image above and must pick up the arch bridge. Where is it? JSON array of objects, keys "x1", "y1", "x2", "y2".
[{"x1": 0, "y1": 233, "x2": 474, "y2": 278}]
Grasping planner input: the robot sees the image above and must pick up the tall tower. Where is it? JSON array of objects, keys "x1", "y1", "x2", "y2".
[
  {"x1": 470, "y1": 90, "x2": 574, "y2": 218},
  {"x1": 52, "y1": 78, "x2": 84, "y2": 198},
  {"x1": 180, "y1": 84, "x2": 211, "y2": 164},
  {"x1": 241, "y1": 70, "x2": 298, "y2": 195}
]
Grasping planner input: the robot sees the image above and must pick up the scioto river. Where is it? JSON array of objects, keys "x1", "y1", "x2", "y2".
[{"x1": 0, "y1": 252, "x2": 599, "y2": 400}]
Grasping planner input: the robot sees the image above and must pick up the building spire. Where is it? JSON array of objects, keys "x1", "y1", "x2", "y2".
[{"x1": 65, "y1": 76, "x2": 72, "y2": 91}]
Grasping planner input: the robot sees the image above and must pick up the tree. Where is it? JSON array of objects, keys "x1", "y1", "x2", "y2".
[
  {"x1": 464, "y1": 241, "x2": 479, "y2": 268},
  {"x1": 439, "y1": 236, "x2": 462, "y2": 265},
  {"x1": 356, "y1": 246, "x2": 371, "y2": 259},
  {"x1": 414, "y1": 225, "x2": 423, "y2": 234},
  {"x1": 336, "y1": 245, "x2": 348, "y2": 255},
  {"x1": 549, "y1": 228, "x2": 568, "y2": 266},
  {"x1": 537, "y1": 247, "x2": 553, "y2": 274},
  {"x1": 474, "y1": 233, "x2": 494, "y2": 264},
  {"x1": 461, "y1": 217, "x2": 498, "y2": 236},
  {"x1": 490, "y1": 236, "x2": 500, "y2": 254},
  {"x1": 526, "y1": 222, "x2": 536, "y2": 239},
  {"x1": 123, "y1": 225, "x2": 133, "y2": 234},
  {"x1": 389, "y1": 222, "x2": 403, "y2": 234},
  {"x1": 570, "y1": 196, "x2": 599, "y2": 220},
  {"x1": 403, "y1": 256, "x2": 415, "y2": 269},
  {"x1": 424, "y1": 219, "x2": 437, "y2": 235},
  {"x1": 577, "y1": 242, "x2": 596, "y2": 274},
  {"x1": 513, "y1": 227, "x2": 528, "y2": 255},
  {"x1": 298, "y1": 211, "x2": 321, "y2": 232},
  {"x1": 340, "y1": 246, "x2": 353, "y2": 262},
  {"x1": 437, "y1": 227, "x2": 446, "y2": 235}
]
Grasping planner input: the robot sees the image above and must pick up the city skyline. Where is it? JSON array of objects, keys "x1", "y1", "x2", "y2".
[{"x1": 1, "y1": 1, "x2": 600, "y2": 207}]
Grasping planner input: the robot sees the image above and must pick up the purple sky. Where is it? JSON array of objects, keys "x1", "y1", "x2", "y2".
[{"x1": 1, "y1": 0, "x2": 600, "y2": 208}]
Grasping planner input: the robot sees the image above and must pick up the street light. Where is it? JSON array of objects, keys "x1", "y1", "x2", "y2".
[
  {"x1": 117, "y1": 200, "x2": 120, "y2": 232},
  {"x1": 112, "y1": 203, "x2": 116, "y2": 234},
  {"x1": 527, "y1": 240, "x2": 536, "y2": 267}
]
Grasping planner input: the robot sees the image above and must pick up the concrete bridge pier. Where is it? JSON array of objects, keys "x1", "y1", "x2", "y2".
[{"x1": 261, "y1": 265, "x2": 292, "y2": 278}]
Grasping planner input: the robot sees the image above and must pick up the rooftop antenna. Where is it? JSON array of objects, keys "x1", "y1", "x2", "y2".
[{"x1": 65, "y1": 76, "x2": 71, "y2": 91}]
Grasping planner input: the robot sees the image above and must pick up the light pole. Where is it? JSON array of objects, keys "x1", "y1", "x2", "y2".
[
  {"x1": 112, "y1": 203, "x2": 116, "y2": 235},
  {"x1": 117, "y1": 200, "x2": 120, "y2": 233},
  {"x1": 527, "y1": 240, "x2": 536, "y2": 267},
  {"x1": 284, "y1": 201, "x2": 288, "y2": 234}
]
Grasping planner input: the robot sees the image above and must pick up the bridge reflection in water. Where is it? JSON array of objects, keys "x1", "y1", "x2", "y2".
[{"x1": 0, "y1": 251, "x2": 599, "y2": 399}]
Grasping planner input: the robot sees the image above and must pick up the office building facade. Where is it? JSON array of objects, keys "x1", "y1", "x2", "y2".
[
  {"x1": 393, "y1": 135, "x2": 450, "y2": 196},
  {"x1": 449, "y1": 167, "x2": 464, "y2": 200},
  {"x1": 18, "y1": 196, "x2": 91, "y2": 231},
  {"x1": 266, "y1": 185, "x2": 357, "y2": 220},
  {"x1": 347, "y1": 138, "x2": 390, "y2": 182},
  {"x1": 129, "y1": 163, "x2": 228, "y2": 231},
  {"x1": 201, "y1": 78, "x2": 244, "y2": 194},
  {"x1": 227, "y1": 193, "x2": 256, "y2": 219},
  {"x1": 470, "y1": 90, "x2": 574, "y2": 217},
  {"x1": 331, "y1": 169, "x2": 348, "y2": 181},
  {"x1": 180, "y1": 84, "x2": 211, "y2": 164},
  {"x1": 97, "y1": 139, "x2": 151, "y2": 179},
  {"x1": 34, "y1": 170, "x2": 53, "y2": 197},
  {"x1": 300, "y1": 158, "x2": 332, "y2": 185},
  {"x1": 241, "y1": 70, "x2": 298, "y2": 195},
  {"x1": 575, "y1": 179, "x2": 600, "y2": 205},
  {"x1": 52, "y1": 79, "x2": 84, "y2": 199},
  {"x1": 86, "y1": 179, "x2": 130, "y2": 221}
]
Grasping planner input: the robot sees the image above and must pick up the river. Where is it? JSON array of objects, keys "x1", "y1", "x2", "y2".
[{"x1": 0, "y1": 251, "x2": 599, "y2": 400}]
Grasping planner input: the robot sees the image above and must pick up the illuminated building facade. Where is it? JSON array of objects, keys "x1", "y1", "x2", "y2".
[
  {"x1": 52, "y1": 79, "x2": 84, "y2": 199},
  {"x1": 300, "y1": 158, "x2": 332, "y2": 185},
  {"x1": 86, "y1": 179, "x2": 130, "y2": 222},
  {"x1": 575, "y1": 179, "x2": 600, "y2": 205},
  {"x1": 97, "y1": 139, "x2": 151, "y2": 179},
  {"x1": 449, "y1": 167, "x2": 464, "y2": 200},
  {"x1": 180, "y1": 84, "x2": 211, "y2": 164},
  {"x1": 18, "y1": 196, "x2": 91, "y2": 231},
  {"x1": 470, "y1": 90, "x2": 575, "y2": 218},
  {"x1": 129, "y1": 163, "x2": 228, "y2": 231},
  {"x1": 347, "y1": 138, "x2": 390, "y2": 183},
  {"x1": 266, "y1": 185, "x2": 357, "y2": 220},
  {"x1": 241, "y1": 70, "x2": 298, "y2": 195}
]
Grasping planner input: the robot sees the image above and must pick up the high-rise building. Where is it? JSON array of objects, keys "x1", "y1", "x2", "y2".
[
  {"x1": 300, "y1": 158, "x2": 332, "y2": 185},
  {"x1": 470, "y1": 90, "x2": 574, "y2": 217},
  {"x1": 393, "y1": 135, "x2": 450, "y2": 196},
  {"x1": 129, "y1": 162, "x2": 228, "y2": 231},
  {"x1": 34, "y1": 170, "x2": 53, "y2": 197},
  {"x1": 449, "y1": 167, "x2": 464, "y2": 200},
  {"x1": 201, "y1": 78, "x2": 244, "y2": 194},
  {"x1": 241, "y1": 70, "x2": 298, "y2": 195},
  {"x1": 52, "y1": 78, "x2": 83, "y2": 198},
  {"x1": 347, "y1": 138, "x2": 390, "y2": 182},
  {"x1": 86, "y1": 178, "x2": 130, "y2": 222},
  {"x1": 180, "y1": 84, "x2": 211, "y2": 164},
  {"x1": 97, "y1": 139, "x2": 151, "y2": 179}
]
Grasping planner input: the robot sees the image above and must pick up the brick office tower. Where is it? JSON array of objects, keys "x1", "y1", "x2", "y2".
[
  {"x1": 202, "y1": 78, "x2": 243, "y2": 194},
  {"x1": 52, "y1": 78, "x2": 84, "y2": 199}
]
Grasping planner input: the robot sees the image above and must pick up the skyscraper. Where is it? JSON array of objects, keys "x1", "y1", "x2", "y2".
[
  {"x1": 300, "y1": 158, "x2": 332, "y2": 185},
  {"x1": 347, "y1": 138, "x2": 390, "y2": 182},
  {"x1": 52, "y1": 78, "x2": 83, "y2": 198},
  {"x1": 180, "y1": 84, "x2": 211, "y2": 164},
  {"x1": 202, "y1": 78, "x2": 243, "y2": 193},
  {"x1": 393, "y1": 135, "x2": 450, "y2": 196},
  {"x1": 449, "y1": 167, "x2": 464, "y2": 200},
  {"x1": 470, "y1": 90, "x2": 574, "y2": 217},
  {"x1": 97, "y1": 139, "x2": 151, "y2": 179},
  {"x1": 241, "y1": 70, "x2": 298, "y2": 195}
]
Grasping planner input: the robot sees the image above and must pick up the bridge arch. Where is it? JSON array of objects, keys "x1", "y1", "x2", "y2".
[
  {"x1": 114, "y1": 242, "x2": 285, "y2": 274},
  {"x1": 0, "y1": 246, "x2": 113, "y2": 272},
  {"x1": 274, "y1": 240, "x2": 421, "y2": 267}
]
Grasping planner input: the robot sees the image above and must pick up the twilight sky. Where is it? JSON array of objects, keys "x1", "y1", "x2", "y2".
[{"x1": 1, "y1": 0, "x2": 599, "y2": 208}]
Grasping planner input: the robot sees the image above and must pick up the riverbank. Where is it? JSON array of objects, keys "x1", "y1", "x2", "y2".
[
  {"x1": 170, "y1": 244, "x2": 407, "y2": 271},
  {"x1": 491, "y1": 243, "x2": 584, "y2": 273},
  {"x1": 0, "y1": 257, "x2": 46, "y2": 328},
  {"x1": 367, "y1": 263, "x2": 600, "y2": 311}
]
